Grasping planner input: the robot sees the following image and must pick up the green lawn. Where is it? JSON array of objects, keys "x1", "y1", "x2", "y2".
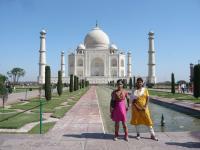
[
  {"x1": 10, "y1": 100, "x2": 42, "y2": 110},
  {"x1": 13, "y1": 87, "x2": 39, "y2": 93},
  {"x1": 0, "y1": 113, "x2": 39, "y2": 129},
  {"x1": 10, "y1": 88, "x2": 87, "y2": 112},
  {"x1": 0, "y1": 108, "x2": 17, "y2": 113},
  {"x1": 28, "y1": 122, "x2": 56, "y2": 134},
  {"x1": 149, "y1": 90, "x2": 200, "y2": 103},
  {"x1": 50, "y1": 106, "x2": 72, "y2": 118}
]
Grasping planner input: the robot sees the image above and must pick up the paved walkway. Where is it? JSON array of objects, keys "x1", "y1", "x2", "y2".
[
  {"x1": 0, "y1": 86, "x2": 200, "y2": 150},
  {"x1": 47, "y1": 86, "x2": 104, "y2": 139}
]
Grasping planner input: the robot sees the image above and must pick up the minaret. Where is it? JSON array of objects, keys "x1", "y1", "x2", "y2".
[
  {"x1": 127, "y1": 51, "x2": 132, "y2": 77},
  {"x1": 147, "y1": 31, "x2": 156, "y2": 84},
  {"x1": 61, "y1": 51, "x2": 65, "y2": 77},
  {"x1": 38, "y1": 29, "x2": 47, "y2": 84}
]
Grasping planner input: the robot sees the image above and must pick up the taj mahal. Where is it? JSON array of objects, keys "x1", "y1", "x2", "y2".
[{"x1": 38, "y1": 24, "x2": 156, "y2": 84}]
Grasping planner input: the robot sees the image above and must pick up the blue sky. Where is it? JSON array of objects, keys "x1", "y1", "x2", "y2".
[{"x1": 0, "y1": 0, "x2": 200, "y2": 82}]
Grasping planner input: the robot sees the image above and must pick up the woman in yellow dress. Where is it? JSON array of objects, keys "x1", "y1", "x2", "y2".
[{"x1": 130, "y1": 77, "x2": 158, "y2": 141}]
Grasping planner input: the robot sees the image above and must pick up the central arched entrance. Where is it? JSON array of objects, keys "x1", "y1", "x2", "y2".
[{"x1": 91, "y1": 57, "x2": 104, "y2": 76}]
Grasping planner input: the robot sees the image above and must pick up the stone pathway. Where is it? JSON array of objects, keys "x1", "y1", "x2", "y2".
[
  {"x1": 0, "y1": 86, "x2": 200, "y2": 150},
  {"x1": 47, "y1": 86, "x2": 104, "y2": 139},
  {"x1": 0, "y1": 90, "x2": 40, "y2": 107}
]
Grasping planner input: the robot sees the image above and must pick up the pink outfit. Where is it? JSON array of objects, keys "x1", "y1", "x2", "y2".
[{"x1": 111, "y1": 91, "x2": 127, "y2": 122}]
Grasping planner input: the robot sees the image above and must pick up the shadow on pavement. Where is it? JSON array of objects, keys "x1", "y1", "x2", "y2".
[
  {"x1": 166, "y1": 142, "x2": 200, "y2": 148},
  {"x1": 63, "y1": 133, "x2": 154, "y2": 141},
  {"x1": 63, "y1": 133, "x2": 114, "y2": 139}
]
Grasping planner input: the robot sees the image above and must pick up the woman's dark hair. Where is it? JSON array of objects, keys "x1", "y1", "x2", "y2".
[
  {"x1": 136, "y1": 77, "x2": 143, "y2": 82},
  {"x1": 117, "y1": 79, "x2": 123, "y2": 85}
]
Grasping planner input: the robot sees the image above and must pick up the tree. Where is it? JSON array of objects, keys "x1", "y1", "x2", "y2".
[
  {"x1": 7, "y1": 67, "x2": 25, "y2": 85},
  {"x1": 0, "y1": 74, "x2": 8, "y2": 108},
  {"x1": 74, "y1": 76, "x2": 77, "y2": 91},
  {"x1": 85, "y1": 80, "x2": 89, "y2": 87},
  {"x1": 69, "y1": 74, "x2": 74, "y2": 92},
  {"x1": 193, "y1": 64, "x2": 200, "y2": 98},
  {"x1": 45, "y1": 66, "x2": 52, "y2": 100},
  {"x1": 82, "y1": 79, "x2": 85, "y2": 88},
  {"x1": 171, "y1": 73, "x2": 175, "y2": 94},
  {"x1": 133, "y1": 76, "x2": 136, "y2": 88},
  {"x1": 57, "y1": 70, "x2": 63, "y2": 96},
  {"x1": 129, "y1": 77, "x2": 133, "y2": 90},
  {"x1": 0, "y1": 74, "x2": 7, "y2": 84},
  {"x1": 122, "y1": 79, "x2": 127, "y2": 89},
  {"x1": 85, "y1": 80, "x2": 87, "y2": 88},
  {"x1": 77, "y1": 77, "x2": 79, "y2": 90},
  {"x1": 79, "y1": 79, "x2": 82, "y2": 89}
]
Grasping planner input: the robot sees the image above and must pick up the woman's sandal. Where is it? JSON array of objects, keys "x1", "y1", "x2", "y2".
[
  {"x1": 136, "y1": 133, "x2": 141, "y2": 140},
  {"x1": 124, "y1": 136, "x2": 129, "y2": 142},
  {"x1": 151, "y1": 135, "x2": 158, "y2": 141},
  {"x1": 113, "y1": 136, "x2": 118, "y2": 141}
]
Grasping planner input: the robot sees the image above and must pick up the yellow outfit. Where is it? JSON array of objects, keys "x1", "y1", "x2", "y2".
[{"x1": 130, "y1": 88, "x2": 153, "y2": 126}]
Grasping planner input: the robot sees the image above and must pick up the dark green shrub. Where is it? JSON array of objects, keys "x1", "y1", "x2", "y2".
[
  {"x1": 74, "y1": 76, "x2": 77, "y2": 91},
  {"x1": 77, "y1": 77, "x2": 79, "y2": 90},
  {"x1": 122, "y1": 79, "x2": 127, "y2": 88},
  {"x1": 45, "y1": 66, "x2": 52, "y2": 100},
  {"x1": 69, "y1": 74, "x2": 73, "y2": 92},
  {"x1": 129, "y1": 77, "x2": 133, "y2": 89},
  {"x1": 57, "y1": 70, "x2": 63, "y2": 96},
  {"x1": 82, "y1": 79, "x2": 85, "y2": 88},
  {"x1": 80, "y1": 80, "x2": 82, "y2": 89},
  {"x1": 171, "y1": 73, "x2": 175, "y2": 94},
  {"x1": 133, "y1": 76, "x2": 136, "y2": 88},
  {"x1": 193, "y1": 64, "x2": 200, "y2": 98}
]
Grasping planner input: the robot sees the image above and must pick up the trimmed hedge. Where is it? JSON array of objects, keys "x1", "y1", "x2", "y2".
[{"x1": 45, "y1": 66, "x2": 52, "y2": 100}]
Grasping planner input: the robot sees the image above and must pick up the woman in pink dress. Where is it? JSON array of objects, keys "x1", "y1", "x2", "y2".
[{"x1": 110, "y1": 79, "x2": 129, "y2": 141}]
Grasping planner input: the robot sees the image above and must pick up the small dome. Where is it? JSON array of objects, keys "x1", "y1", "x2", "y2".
[
  {"x1": 77, "y1": 43, "x2": 85, "y2": 50},
  {"x1": 40, "y1": 29, "x2": 46, "y2": 34},
  {"x1": 148, "y1": 31, "x2": 154, "y2": 35},
  {"x1": 110, "y1": 44, "x2": 118, "y2": 50},
  {"x1": 84, "y1": 27, "x2": 110, "y2": 49},
  {"x1": 127, "y1": 51, "x2": 131, "y2": 55}
]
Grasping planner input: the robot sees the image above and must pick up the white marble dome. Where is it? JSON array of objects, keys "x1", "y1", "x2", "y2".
[
  {"x1": 110, "y1": 44, "x2": 118, "y2": 50},
  {"x1": 84, "y1": 27, "x2": 110, "y2": 49}
]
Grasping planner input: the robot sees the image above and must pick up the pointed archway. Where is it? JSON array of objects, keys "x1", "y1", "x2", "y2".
[{"x1": 91, "y1": 57, "x2": 104, "y2": 76}]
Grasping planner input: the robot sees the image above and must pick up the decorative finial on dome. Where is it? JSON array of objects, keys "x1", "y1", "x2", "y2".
[{"x1": 96, "y1": 20, "x2": 98, "y2": 27}]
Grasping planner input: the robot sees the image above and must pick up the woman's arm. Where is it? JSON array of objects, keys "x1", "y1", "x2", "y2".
[
  {"x1": 142, "y1": 96, "x2": 149, "y2": 111},
  {"x1": 143, "y1": 89, "x2": 150, "y2": 110},
  {"x1": 133, "y1": 102, "x2": 143, "y2": 111},
  {"x1": 110, "y1": 91, "x2": 115, "y2": 113}
]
